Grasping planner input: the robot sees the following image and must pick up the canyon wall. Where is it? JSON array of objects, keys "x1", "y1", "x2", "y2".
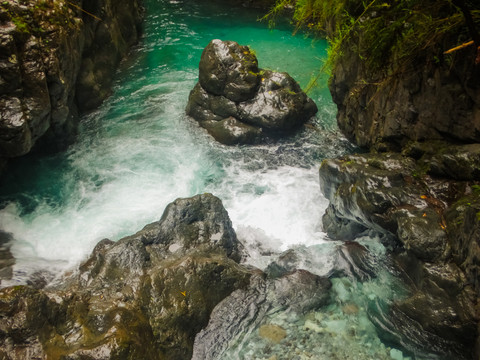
[
  {"x1": 0, "y1": 0, "x2": 143, "y2": 171},
  {"x1": 321, "y1": 2, "x2": 480, "y2": 357}
]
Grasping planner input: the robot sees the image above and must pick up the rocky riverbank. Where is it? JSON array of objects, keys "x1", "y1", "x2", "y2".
[
  {"x1": 0, "y1": 0, "x2": 478, "y2": 358},
  {"x1": 0, "y1": 194, "x2": 335, "y2": 360},
  {"x1": 0, "y1": 0, "x2": 143, "y2": 171},
  {"x1": 317, "y1": 1, "x2": 480, "y2": 357}
]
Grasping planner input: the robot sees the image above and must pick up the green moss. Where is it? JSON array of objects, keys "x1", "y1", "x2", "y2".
[
  {"x1": 471, "y1": 184, "x2": 480, "y2": 194},
  {"x1": 11, "y1": 16, "x2": 29, "y2": 32},
  {"x1": 411, "y1": 161, "x2": 431, "y2": 179},
  {"x1": 1, "y1": 0, "x2": 77, "y2": 37}
]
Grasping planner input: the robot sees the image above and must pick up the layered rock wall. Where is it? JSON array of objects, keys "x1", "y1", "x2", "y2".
[{"x1": 0, "y1": 0, "x2": 143, "y2": 166}]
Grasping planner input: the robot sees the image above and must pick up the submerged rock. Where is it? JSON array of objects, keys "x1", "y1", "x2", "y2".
[
  {"x1": 0, "y1": 194, "x2": 252, "y2": 360},
  {"x1": 186, "y1": 39, "x2": 318, "y2": 145},
  {"x1": 192, "y1": 270, "x2": 331, "y2": 359}
]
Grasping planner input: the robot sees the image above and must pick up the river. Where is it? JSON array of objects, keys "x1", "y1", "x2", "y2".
[{"x1": 0, "y1": 1, "x2": 450, "y2": 359}]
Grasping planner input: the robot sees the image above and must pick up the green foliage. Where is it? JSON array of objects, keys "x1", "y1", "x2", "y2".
[
  {"x1": 11, "y1": 16, "x2": 28, "y2": 32},
  {"x1": 471, "y1": 184, "x2": 480, "y2": 194},
  {"x1": 265, "y1": 0, "x2": 480, "y2": 78}
]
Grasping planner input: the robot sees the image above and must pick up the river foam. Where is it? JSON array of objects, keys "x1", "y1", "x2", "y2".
[{"x1": 0, "y1": 0, "x2": 341, "y2": 285}]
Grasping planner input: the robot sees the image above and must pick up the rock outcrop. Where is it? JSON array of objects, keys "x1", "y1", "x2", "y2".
[
  {"x1": 329, "y1": 27, "x2": 480, "y2": 151},
  {"x1": 192, "y1": 270, "x2": 332, "y2": 360},
  {"x1": 316, "y1": 2, "x2": 480, "y2": 357},
  {"x1": 0, "y1": 193, "x2": 333, "y2": 359},
  {"x1": 0, "y1": 194, "x2": 251, "y2": 359},
  {"x1": 186, "y1": 39, "x2": 318, "y2": 145},
  {"x1": 0, "y1": 0, "x2": 143, "y2": 164},
  {"x1": 319, "y1": 149, "x2": 479, "y2": 359}
]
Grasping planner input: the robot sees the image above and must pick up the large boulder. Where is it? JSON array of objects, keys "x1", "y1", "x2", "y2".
[
  {"x1": 186, "y1": 39, "x2": 318, "y2": 145},
  {"x1": 198, "y1": 39, "x2": 260, "y2": 102},
  {"x1": 0, "y1": 194, "x2": 252, "y2": 360},
  {"x1": 192, "y1": 270, "x2": 332, "y2": 360}
]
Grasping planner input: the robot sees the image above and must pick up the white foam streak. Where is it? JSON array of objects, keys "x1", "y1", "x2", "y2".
[
  {"x1": 221, "y1": 166, "x2": 329, "y2": 252},
  {"x1": 0, "y1": 2, "x2": 342, "y2": 285}
]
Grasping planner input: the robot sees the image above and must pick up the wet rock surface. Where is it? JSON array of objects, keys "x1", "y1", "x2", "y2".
[
  {"x1": 0, "y1": 231, "x2": 14, "y2": 284},
  {"x1": 0, "y1": 0, "x2": 143, "y2": 167},
  {"x1": 319, "y1": 149, "x2": 479, "y2": 358},
  {"x1": 192, "y1": 270, "x2": 332, "y2": 360},
  {"x1": 329, "y1": 34, "x2": 480, "y2": 150},
  {"x1": 0, "y1": 194, "x2": 252, "y2": 360},
  {"x1": 186, "y1": 39, "x2": 318, "y2": 145}
]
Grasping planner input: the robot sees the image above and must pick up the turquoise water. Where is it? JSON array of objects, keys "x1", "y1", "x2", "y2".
[
  {"x1": 0, "y1": 1, "x2": 452, "y2": 359},
  {"x1": 0, "y1": 0, "x2": 340, "y2": 274}
]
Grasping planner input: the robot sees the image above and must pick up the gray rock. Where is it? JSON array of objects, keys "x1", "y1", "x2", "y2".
[
  {"x1": 192, "y1": 270, "x2": 331, "y2": 360},
  {"x1": 199, "y1": 39, "x2": 260, "y2": 102},
  {"x1": 152, "y1": 193, "x2": 242, "y2": 261},
  {"x1": 237, "y1": 70, "x2": 317, "y2": 131},
  {"x1": 329, "y1": 33, "x2": 479, "y2": 150},
  {"x1": 0, "y1": 0, "x2": 143, "y2": 172},
  {"x1": 404, "y1": 141, "x2": 480, "y2": 181},
  {"x1": 0, "y1": 194, "x2": 252, "y2": 360},
  {"x1": 201, "y1": 117, "x2": 263, "y2": 145},
  {"x1": 187, "y1": 40, "x2": 318, "y2": 145},
  {"x1": 0, "y1": 97, "x2": 31, "y2": 156},
  {"x1": 319, "y1": 152, "x2": 479, "y2": 356}
]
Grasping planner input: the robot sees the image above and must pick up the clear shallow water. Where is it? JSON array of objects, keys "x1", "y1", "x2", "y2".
[{"x1": 0, "y1": 1, "x2": 447, "y2": 359}]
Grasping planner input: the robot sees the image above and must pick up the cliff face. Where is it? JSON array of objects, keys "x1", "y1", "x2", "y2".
[
  {"x1": 330, "y1": 40, "x2": 480, "y2": 150},
  {"x1": 0, "y1": 0, "x2": 143, "y2": 164}
]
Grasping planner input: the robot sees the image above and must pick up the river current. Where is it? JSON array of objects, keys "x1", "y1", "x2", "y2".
[{"x1": 0, "y1": 1, "x2": 450, "y2": 359}]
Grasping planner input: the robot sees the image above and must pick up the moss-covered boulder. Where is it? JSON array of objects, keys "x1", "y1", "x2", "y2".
[
  {"x1": 186, "y1": 39, "x2": 318, "y2": 145},
  {"x1": 0, "y1": 194, "x2": 253, "y2": 359}
]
